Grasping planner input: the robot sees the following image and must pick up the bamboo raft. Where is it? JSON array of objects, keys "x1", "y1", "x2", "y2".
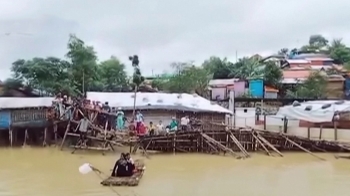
[
  {"x1": 134, "y1": 128, "x2": 350, "y2": 160},
  {"x1": 100, "y1": 160, "x2": 146, "y2": 186}
]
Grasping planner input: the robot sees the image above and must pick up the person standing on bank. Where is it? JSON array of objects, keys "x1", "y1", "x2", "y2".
[
  {"x1": 135, "y1": 110, "x2": 144, "y2": 133},
  {"x1": 78, "y1": 116, "x2": 90, "y2": 144},
  {"x1": 180, "y1": 115, "x2": 190, "y2": 131},
  {"x1": 116, "y1": 107, "x2": 125, "y2": 131},
  {"x1": 169, "y1": 117, "x2": 178, "y2": 133}
]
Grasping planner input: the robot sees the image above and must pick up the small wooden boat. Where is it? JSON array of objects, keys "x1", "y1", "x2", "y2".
[{"x1": 100, "y1": 159, "x2": 146, "y2": 186}]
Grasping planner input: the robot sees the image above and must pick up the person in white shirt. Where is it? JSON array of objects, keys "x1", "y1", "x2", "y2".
[
  {"x1": 156, "y1": 120, "x2": 164, "y2": 134},
  {"x1": 180, "y1": 116, "x2": 190, "y2": 131},
  {"x1": 78, "y1": 116, "x2": 90, "y2": 141}
]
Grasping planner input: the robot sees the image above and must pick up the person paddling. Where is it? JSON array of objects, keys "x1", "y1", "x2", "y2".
[{"x1": 111, "y1": 153, "x2": 135, "y2": 177}]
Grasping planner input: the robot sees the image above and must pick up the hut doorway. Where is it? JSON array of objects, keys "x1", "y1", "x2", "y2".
[{"x1": 0, "y1": 130, "x2": 9, "y2": 146}]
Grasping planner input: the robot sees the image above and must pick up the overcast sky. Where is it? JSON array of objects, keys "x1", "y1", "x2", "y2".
[{"x1": 0, "y1": 0, "x2": 350, "y2": 79}]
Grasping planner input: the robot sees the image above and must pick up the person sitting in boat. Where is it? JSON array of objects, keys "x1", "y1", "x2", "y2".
[{"x1": 111, "y1": 153, "x2": 135, "y2": 177}]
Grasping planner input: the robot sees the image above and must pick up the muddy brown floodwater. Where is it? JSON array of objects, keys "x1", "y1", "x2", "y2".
[{"x1": 1, "y1": 148, "x2": 350, "y2": 196}]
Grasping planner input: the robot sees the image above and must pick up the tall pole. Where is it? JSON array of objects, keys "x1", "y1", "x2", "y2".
[
  {"x1": 82, "y1": 72, "x2": 85, "y2": 95},
  {"x1": 235, "y1": 50, "x2": 238, "y2": 63}
]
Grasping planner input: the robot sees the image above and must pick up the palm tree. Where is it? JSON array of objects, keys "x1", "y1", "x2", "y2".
[
  {"x1": 229, "y1": 57, "x2": 265, "y2": 80},
  {"x1": 129, "y1": 55, "x2": 144, "y2": 118}
]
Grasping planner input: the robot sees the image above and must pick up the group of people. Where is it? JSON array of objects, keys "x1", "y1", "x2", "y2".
[
  {"x1": 136, "y1": 115, "x2": 192, "y2": 136},
  {"x1": 53, "y1": 93, "x2": 73, "y2": 120},
  {"x1": 111, "y1": 153, "x2": 136, "y2": 177}
]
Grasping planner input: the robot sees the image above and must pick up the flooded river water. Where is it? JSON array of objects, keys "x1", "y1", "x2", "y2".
[{"x1": 1, "y1": 148, "x2": 350, "y2": 196}]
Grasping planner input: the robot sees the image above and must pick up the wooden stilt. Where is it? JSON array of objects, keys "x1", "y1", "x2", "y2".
[
  {"x1": 319, "y1": 125, "x2": 323, "y2": 140},
  {"x1": 23, "y1": 129, "x2": 28, "y2": 146},
  {"x1": 60, "y1": 121, "x2": 71, "y2": 150},
  {"x1": 43, "y1": 127, "x2": 47, "y2": 147},
  {"x1": 9, "y1": 128, "x2": 13, "y2": 147},
  {"x1": 104, "y1": 120, "x2": 108, "y2": 140},
  {"x1": 173, "y1": 134, "x2": 176, "y2": 154},
  {"x1": 334, "y1": 122, "x2": 338, "y2": 141},
  {"x1": 54, "y1": 123, "x2": 58, "y2": 145}
]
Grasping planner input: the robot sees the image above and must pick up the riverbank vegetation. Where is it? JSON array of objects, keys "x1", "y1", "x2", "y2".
[{"x1": 3, "y1": 34, "x2": 350, "y2": 98}]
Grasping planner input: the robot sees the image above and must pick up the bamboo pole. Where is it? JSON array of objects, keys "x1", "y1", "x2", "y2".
[
  {"x1": 23, "y1": 129, "x2": 29, "y2": 146},
  {"x1": 43, "y1": 127, "x2": 47, "y2": 146},
  {"x1": 54, "y1": 123, "x2": 58, "y2": 145},
  {"x1": 9, "y1": 128, "x2": 13, "y2": 147},
  {"x1": 282, "y1": 135, "x2": 325, "y2": 161},
  {"x1": 252, "y1": 133, "x2": 271, "y2": 156},
  {"x1": 229, "y1": 132, "x2": 250, "y2": 157},
  {"x1": 319, "y1": 125, "x2": 323, "y2": 140},
  {"x1": 60, "y1": 121, "x2": 71, "y2": 150},
  {"x1": 256, "y1": 132, "x2": 283, "y2": 157},
  {"x1": 173, "y1": 133, "x2": 176, "y2": 154}
]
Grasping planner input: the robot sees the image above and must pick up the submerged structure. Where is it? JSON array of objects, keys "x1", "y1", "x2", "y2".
[
  {"x1": 135, "y1": 128, "x2": 350, "y2": 160},
  {"x1": 0, "y1": 97, "x2": 54, "y2": 146}
]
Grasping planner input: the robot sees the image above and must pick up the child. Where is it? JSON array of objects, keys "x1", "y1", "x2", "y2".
[{"x1": 148, "y1": 121, "x2": 155, "y2": 136}]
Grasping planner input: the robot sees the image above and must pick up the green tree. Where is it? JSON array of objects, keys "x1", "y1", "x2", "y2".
[
  {"x1": 278, "y1": 48, "x2": 289, "y2": 55},
  {"x1": 202, "y1": 56, "x2": 233, "y2": 79},
  {"x1": 11, "y1": 57, "x2": 74, "y2": 95},
  {"x1": 263, "y1": 61, "x2": 283, "y2": 88},
  {"x1": 66, "y1": 34, "x2": 100, "y2": 94},
  {"x1": 166, "y1": 62, "x2": 212, "y2": 96},
  {"x1": 229, "y1": 57, "x2": 264, "y2": 79},
  {"x1": 286, "y1": 71, "x2": 327, "y2": 99},
  {"x1": 301, "y1": 34, "x2": 329, "y2": 52},
  {"x1": 328, "y1": 39, "x2": 350, "y2": 64},
  {"x1": 98, "y1": 56, "x2": 128, "y2": 92}
]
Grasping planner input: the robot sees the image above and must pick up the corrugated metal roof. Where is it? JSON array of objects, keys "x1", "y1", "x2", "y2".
[
  {"x1": 0, "y1": 97, "x2": 54, "y2": 109},
  {"x1": 287, "y1": 59, "x2": 310, "y2": 64},
  {"x1": 209, "y1": 78, "x2": 239, "y2": 87},
  {"x1": 86, "y1": 92, "x2": 232, "y2": 114},
  {"x1": 283, "y1": 70, "x2": 311, "y2": 79},
  {"x1": 265, "y1": 86, "x2": 279, "y2": 92},
  {"x1": 310, "y1": 65, "x2": 332, "y2": 70},
  {"x1": 281, "y1": 78, "x2": 306, "y2": 84},
  {"x1": 305, "y1": 57, "x2": 333, "y2": 61}
]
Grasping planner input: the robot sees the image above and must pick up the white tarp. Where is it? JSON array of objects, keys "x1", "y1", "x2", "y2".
[
  {"x1": 86, "y1": 92, "x2": 232, "y2": 114},
  {"x1": 0, "y1": 97, "x2": 54, "y2": 109},
  {"x1": 276, "y1": 100, "x2": 350, "y2": 123}
]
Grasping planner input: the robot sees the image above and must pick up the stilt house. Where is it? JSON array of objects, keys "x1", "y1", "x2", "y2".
[{"x1": 0, "y1": 97, "x2": 54, "y2": 146}]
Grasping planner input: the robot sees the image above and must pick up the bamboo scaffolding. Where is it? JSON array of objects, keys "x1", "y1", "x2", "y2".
[
  {"x1": 229, "y1": 132, "x2": 250, "y2": 158},
  {"x1": 252, "y1": 133, "x2": 271, "y2": 156},
  {"x1": 255, "y1": 131, "x2": 283, "y2": 157},
  {"x1": 282, "y1": 134, "x2": 326, "y2": 161}
]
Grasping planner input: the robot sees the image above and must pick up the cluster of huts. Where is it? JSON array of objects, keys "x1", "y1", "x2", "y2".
[{"x1": 0, "y1": 92, "x2": 232, "y2": 147}]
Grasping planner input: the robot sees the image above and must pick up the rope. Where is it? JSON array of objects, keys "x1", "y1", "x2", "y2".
[{"x1": 92, "y1": 170, "x2": 122, "y2": 196}]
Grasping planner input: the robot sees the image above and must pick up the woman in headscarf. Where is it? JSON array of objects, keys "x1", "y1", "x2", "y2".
[
  {"x1": 111, "y1": 153, "x2": 126, "y2": 177},
  {"x1": 116, "y1": 107, "x2": 125, "y2": 131},
  {"x1": 111, "y1": 153, "x2": 135, "y2": 177}
]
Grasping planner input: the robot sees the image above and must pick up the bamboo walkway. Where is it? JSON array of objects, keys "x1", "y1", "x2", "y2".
[{"x1": 134, "y1": 128, "x2": 350, "y2": 160}]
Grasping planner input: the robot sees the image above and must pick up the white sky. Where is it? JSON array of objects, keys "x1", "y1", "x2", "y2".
[{"x1": 1, "y1": 0, "x2": 350, "y2": 78}]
